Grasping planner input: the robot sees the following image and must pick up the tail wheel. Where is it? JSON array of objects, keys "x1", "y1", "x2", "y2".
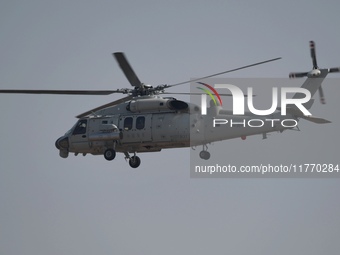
[
  {"x1": 129, "y1": 156, "x2": 141, "y2": 168},
  {"x1": 199, "y1": 150, "x2": 210, "y2": 160},
  {"x1": 104, "y1": 149, "x2": 116, "y2": 161}
]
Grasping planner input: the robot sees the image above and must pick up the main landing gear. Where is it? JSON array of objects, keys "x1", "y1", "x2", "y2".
[
  {"x1": 199, "y1": 144, "x2": 210, "y2": 160},
  {"x1": 125, "y1": 152, "x2": 141, "y2": 168},
  {"x1": 103, "y1": 148, "x2": 141, "y2": 168},
  {"x1": 104, "y1": 148, "x2": 116, "y2": 161}
]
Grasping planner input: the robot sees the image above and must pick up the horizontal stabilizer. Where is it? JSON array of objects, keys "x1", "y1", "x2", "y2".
[{"x1": 300, "y1": 115, "x2": 331, "y2": 124}]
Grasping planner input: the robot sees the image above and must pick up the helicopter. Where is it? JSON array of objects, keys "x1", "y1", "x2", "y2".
[{"x1": 0, "y1": 41, "x2": 339, "y2": 168}]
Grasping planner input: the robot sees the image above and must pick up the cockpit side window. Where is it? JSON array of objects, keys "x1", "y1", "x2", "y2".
[
  {"x1": 124, "y1": 117, "x2": 133, "y2": 130},
  {"x1": 72, "y1": 120, "x2": 87, "y2": 135},
  {"x1": 136, "y1": 116, "x2": 145, "y2": 130}
]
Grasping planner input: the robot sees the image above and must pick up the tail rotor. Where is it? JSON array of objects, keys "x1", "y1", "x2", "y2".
[{"x1": 289, "y1": 40, "x2": 340, "y2": 104}]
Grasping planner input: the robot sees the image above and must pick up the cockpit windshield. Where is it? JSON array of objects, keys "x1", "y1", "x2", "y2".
[
  {"x1": 72, "y1": 119, "x2": 87, "y2": 135},
  {"x1": 65, "y1": 120, "x2": 88, "y2": 136}
]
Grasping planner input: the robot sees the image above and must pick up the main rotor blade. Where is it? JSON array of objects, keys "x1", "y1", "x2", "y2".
[
  {"x1": 310, "y1": 41, "x2": 318, "y2": 69},
  {"x1": 162, "y1": 92, "x2": 232, "y2": 96},
  {"x1": 76, "y1": 95, "x2": 133, "y2": 118},
  {"x1": 113, "y1": 52, "x2": 142, "y2": 88},
  {"x1": 162, "y1": 92, "x2": 253, "y2": 97},
  {"x1": 168, "y1": 57, "x2": 281, "y2": 87},
  {"x1": 0, "y1": 89, "x2": 127, "y2": 95}
]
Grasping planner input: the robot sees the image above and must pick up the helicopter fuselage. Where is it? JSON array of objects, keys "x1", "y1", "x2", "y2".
[{"x1": 55, "y1": 95, "x2": 296, "y2": 161}]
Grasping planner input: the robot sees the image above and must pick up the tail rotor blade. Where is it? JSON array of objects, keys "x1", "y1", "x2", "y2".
[
  {"x1": 289, "y1": 72, "x2": 308, "y2": 78},
  {"x1": 310, "y1": 41, "x2": 318, "y2": 69},
  {"x1": 318, "y1": 85, "x2": 326, "y2": 104},
  {"x1": 329, "y1": 67, "x2": 340, "y2": 73}
]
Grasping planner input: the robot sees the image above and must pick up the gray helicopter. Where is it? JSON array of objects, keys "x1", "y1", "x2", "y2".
[{"x1": 1, "y1": 41, "x2": 339, "y2": 168}]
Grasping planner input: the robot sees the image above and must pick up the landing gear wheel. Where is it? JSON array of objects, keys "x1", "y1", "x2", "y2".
[
  {"x1": 104, "y1": 149, "x2": 116, "y2": 161},
  {"x1": 129, "y1": 156, "x2": 141, "y2": 168},
  {"x1": 199, "y1": 150, "x2": 210, "y2": 160}
]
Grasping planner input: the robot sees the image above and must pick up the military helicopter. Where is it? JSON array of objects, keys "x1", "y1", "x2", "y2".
[{"x1": 0, "y1": 41, "x2": 339, "y2": 168}]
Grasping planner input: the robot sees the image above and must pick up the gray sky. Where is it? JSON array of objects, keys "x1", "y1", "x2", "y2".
[{"x1": 1, "y1": 1, "x2": 340, "y2": 254}]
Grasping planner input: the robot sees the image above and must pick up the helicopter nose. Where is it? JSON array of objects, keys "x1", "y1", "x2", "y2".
[{"x1": 55, "y1": 136, "x2": 69, "y2": 150}]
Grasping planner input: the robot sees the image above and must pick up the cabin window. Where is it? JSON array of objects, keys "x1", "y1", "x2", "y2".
[
  {"x1": 73, "y1": 120, "x2": 87, "y2": 135},
  {"x1": 136, "y1": 116, "x2": 145, "y2": 130},
  {"x1": 124, "y1": 117, "x2": 133, "y2": 130}
]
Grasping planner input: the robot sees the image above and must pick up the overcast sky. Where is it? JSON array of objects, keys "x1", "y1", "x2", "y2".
[{"x1": 1, "y1": 1, "x2": 340, "y2": 254}]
